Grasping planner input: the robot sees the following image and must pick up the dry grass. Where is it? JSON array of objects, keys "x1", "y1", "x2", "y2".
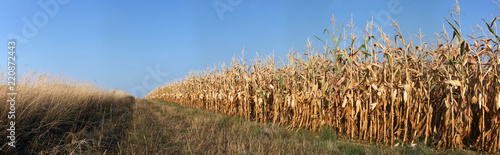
[
  {"x1": 147, "y1": 5, "x2": 500, "y2": 153},
  {"x1": 0, "y1": 71, "x2": 134, "y2": 154}
]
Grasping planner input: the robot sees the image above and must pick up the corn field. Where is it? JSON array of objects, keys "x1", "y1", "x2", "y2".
[{"x1": 147, "y1": 14, "x2": 500, "y2": 152}]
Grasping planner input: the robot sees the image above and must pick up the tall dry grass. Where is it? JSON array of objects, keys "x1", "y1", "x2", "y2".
[
  {"x1": 0, "y1": 71, "x2": 134, "y2": 154},
  {"x1": 147, "y1": 7, "x2": 500, "y2": 153}
]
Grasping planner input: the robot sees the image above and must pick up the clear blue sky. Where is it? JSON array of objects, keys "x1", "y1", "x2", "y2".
[{"x1": 1, "y1": 0, "x2": 498, "y2": 97}]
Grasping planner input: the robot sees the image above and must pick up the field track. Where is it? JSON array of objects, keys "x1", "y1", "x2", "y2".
[{"x1": 126, "y1": 99, "x2": 476, "y2": 154}]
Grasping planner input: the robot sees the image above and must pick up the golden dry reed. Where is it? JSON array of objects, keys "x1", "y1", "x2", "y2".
[
  {"x1": 147, "y1": 11, "x2": 500, "y2": 153},
  {"x1": 0, "y1": 71, "x2": 134, "y2": 154}
]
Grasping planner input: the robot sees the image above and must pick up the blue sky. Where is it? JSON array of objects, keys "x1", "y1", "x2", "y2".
[{"x1": 1, "y1": 0, "x2": 498, "y2": 97}]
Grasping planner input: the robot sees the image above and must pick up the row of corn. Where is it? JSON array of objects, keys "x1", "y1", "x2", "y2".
[{"x1": 147, "y1": 16, "x2": 500, "y2": 152}]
